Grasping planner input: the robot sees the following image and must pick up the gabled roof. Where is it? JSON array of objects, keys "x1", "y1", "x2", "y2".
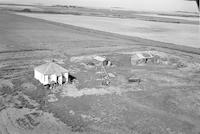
[{"x1": 34, "y1": 62, "x2": 68, "y2": 75}]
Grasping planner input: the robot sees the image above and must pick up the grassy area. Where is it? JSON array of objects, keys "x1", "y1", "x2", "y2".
[{"x1": 0, "y1": 11, "x2": 200, "y2": 134}]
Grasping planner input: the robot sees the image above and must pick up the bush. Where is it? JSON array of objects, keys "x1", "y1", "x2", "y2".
[
  {"x1": 0, "y1": 86, "x2": 14, "y2": 95},
  {"x1": 22, "y1": 8, "x2": 32, "y2": 12},
  {"x1": 0, "y1": 79, "x2": 13, "y2": 89},
  {"x1": 21, "y1": 83, "x2": 37, "y2": 91}
]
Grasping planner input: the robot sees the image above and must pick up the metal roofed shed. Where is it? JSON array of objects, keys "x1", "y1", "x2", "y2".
[
  {"x1": 131, "y1": 51, "x2": 154, "y2": 65},
  {"x1": 34, "y1": 62, "x2": 69, "y2": 85}
]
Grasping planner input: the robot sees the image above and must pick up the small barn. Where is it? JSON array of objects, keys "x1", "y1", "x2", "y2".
[
  {"x1": 34, "y1": 62, "x2": 68, "y2": 85},
  {"x1": 131, "y1": 51, "x2": 154, "y2": 65},
  {"x1": 93, "y1": 56, "x2": 112, "y2": 66}
]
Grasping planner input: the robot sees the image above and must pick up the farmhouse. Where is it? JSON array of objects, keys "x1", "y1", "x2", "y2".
[
  {"x1": 131, "y1": 51, "x2": 154, "y2": 65},
  {"x1": 34, "y1": 62, "x2": 68, "y2": 85}
]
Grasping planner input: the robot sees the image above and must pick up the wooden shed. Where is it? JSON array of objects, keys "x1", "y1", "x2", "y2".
[{"x1": 131, "y1": 51, "x2": 154, "y2": 65}]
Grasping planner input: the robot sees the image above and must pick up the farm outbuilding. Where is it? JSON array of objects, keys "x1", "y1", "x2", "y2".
[
  {"x1": 131, "y1": 51, "x2": 154, "y2": 65},
  {"x1": 34, "y1": 62, "x2": 68, "y2": 85},
  {"x1": 93, "y1": 55, "x2": 112, "y2": 66}
]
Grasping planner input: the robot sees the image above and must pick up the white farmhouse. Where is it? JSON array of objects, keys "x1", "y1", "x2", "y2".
[{"x1": 34, "y1": 62, "x2": 68, "y2": 85}]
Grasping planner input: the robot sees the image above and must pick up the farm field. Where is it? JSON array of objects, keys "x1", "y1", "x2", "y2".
[
  {"x1": 0, "y1": 6, "x2": 200, "y2": 134},
  {"x1": 17, "y1": 12, "x2": 200, "y2": 48}
]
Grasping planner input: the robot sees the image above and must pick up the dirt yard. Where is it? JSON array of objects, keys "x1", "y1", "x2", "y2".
[{"x1": 0, "y1": 10, "x2": 200, "y2": 134}]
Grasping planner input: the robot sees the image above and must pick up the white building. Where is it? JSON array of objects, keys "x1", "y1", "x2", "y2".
[{"x1": 34, "y1": 62, "x2": 68, "y2": 85}]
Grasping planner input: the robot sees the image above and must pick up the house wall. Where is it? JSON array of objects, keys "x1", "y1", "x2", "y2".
[
  {"x1": 58, "y1": 75, "x2": 63, "y2": 85},
  {"x1": 64, "y1": 72, "x2": 69, "y2": 83},
  {"x1": 34, "y1": 70, "x2": 39, "y2": 80},
  {"x1": 34, "y1": 70, "x2": 44, "y2": 84},
  {"x1": 50, "y1": 74, "x2": 57, "y2": 83},
  {"x1": 44, "y1": 75, "x2": 49, "y2": 85},
  {"x1": 34, "y1": 70, "x2": 52, "y2": 85},
  {"x1": 34, "y1": 70, "x2": 69, "y2": 85}
]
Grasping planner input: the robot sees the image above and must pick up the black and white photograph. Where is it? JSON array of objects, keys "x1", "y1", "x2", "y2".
[{"x1": 0, "y1": 0, "x2": 199, "y2": 134}]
